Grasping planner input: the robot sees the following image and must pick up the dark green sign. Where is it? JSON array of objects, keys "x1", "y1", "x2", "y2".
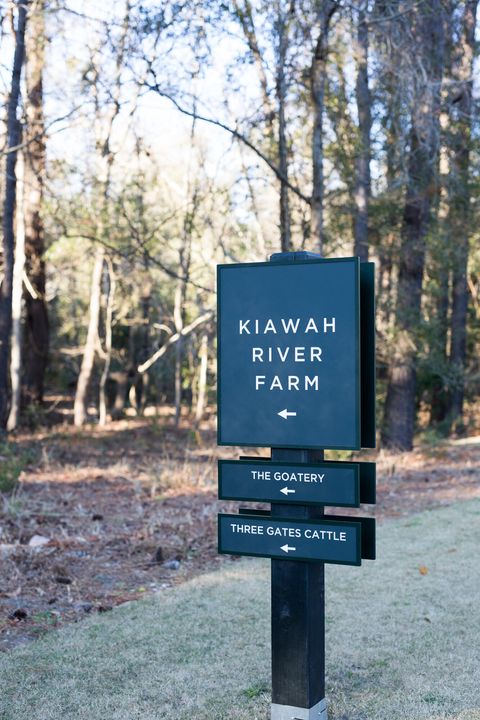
[
  {"x1": 217, "y1": 257, "x2": 369, "y2": 450},
  {"x1": 218, "y1": 513, "x2": 362, "y2": 566},
  {"x1": 218, "y1": 459, "x2": 376, "y2": 507}
]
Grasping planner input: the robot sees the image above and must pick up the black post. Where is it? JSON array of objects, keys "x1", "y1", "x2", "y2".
[
  {"x1": 270, "y1": 447, "x2": 326, "y2": 720},
  {"x1": 269, "y1": 250, "x2": 327, "y2": 720}
]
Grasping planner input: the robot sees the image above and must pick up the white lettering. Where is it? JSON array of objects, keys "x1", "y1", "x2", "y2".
[
  {"x1": 288, "y1": 376, "x2": 300, "y2": 390},
  {"x1": 230, "y1": 522, "x2": 264, "y2": 535},
  {"x1": 305, "y1": 376, "x2": 319, "y2": 390},
  {"x1": 254, "y1": 374, "x2": 320, "y2": 391},
  {"x1": 305, "y1": 318, "x2": 318, "y2": 333},
  {"x1": 267, "y1": 526, "x2": 301, "y2": 538},
  {"x1": 324, "y1": 317, "x2": 336, "y2": 333},
  {"x1": 251, "y1": 470, "x2": 271, "y2": 480},
  {"x1": 239, "y1": 318, "x2": 336, "y2": 335},
  {"x1": 280, "y1": 318, "x2": 300, "y2": 334},
  {"x1": 270, "y1": 375, "x2": 283, "y2": 390},
  {"x1": 310, "y1": 347, "x2": 322, "y2": 362},
  {"x1": 252, "y1": 348, "x2": 263, "y2": 362}
]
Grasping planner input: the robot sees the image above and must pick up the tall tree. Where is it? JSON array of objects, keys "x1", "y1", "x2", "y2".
[
  {"x1": 446, "y1": 0, "x2": 478, "y2": 429},
  {"x1": 0, "y1": 0, "x2": 28, "y2": 429},
  {"x1": 7, "y1": 146, "x2": 25, "y2": 431},
  {"x1": 353, "y1": 1, "x2": 371, "y2": 261},
  {"x1": 310, "y1": 0, "x2": 337, "y2": 254},
  {"x1": 275, "y1": 0, "x2": 292, "y2": 251},
  {"x1": 382, "y1": 0, "x2": 446, "y2": 449},
  {"x1": 23, "y1": 0, "x2": 48, "y2": 406},
  {"x1": 73, "y1": 1, "x2": 131, "y2": 426}
]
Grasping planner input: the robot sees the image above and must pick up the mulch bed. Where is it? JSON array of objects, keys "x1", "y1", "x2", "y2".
[{"x1": 1, "y1": 416, "x2": 479, "y2": 651}]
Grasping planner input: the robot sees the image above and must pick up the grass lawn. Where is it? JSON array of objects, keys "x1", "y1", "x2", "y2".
[{"x1": 1, "y1": 499, "x2": 479, "y2": 720}]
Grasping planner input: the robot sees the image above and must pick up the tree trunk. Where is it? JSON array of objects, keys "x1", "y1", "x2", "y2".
[
  {"x1": 382, "y1": 0, "x2": 446, "y2": 450},
  {"x1": 429, "y1": 258, "x2": 450, "y2": 425},
  {"x1": 429, "y1": 8, "x2": 453, "y2": 428},
  {"x1": 194, "y1": 332, "x2": 208, "y2": 424},
  {"x1": 310, "y1": 2, "x2": 337, "y2": 254},
  {"x1": 276, "y1": 4, "x2": 291, "y2": 252},
  {"x1": 73, "y1": 0, "x2": 130, "y2": 426},
  {"x1": 173, "y1": 280, "x2": 184, "y2": 426},
  {"x1": 353, "y1": 4, "x2": 371, "y2": 261},
  {"x1": 447, "y1": 0, "x2": 478, "y2": 429},
  {"x1": 73, "y1": 248, "x2": 105, "y2": 426},
  {"x1": 0, "y1": 0, "x2": 28, "y2": 429},
  {"x1": 98, "y1": 258, "x2": 115, "y2": 426},
  {"x1": 7, "y1": 148, "x2": 26, "y2": 431},
  {"x1": 232, "y1": 0, "x2": 275, "y2": 138},
  {"x1": 23, "y1": 0, "x2": 48, "y2": 406}
]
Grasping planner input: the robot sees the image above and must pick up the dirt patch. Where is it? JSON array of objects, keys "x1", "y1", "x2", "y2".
[{"x1": 1, "y1": 414, "x2": 479, "y2": 651}]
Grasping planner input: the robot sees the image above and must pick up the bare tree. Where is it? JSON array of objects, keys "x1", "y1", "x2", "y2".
[
  {"x1": 73, "y1": 247, "x2": 105, "y2": 425},
  {"x1": 0, "y1": 0, "x2": 27, "y2": 429},
  {"x1": 7, "y1": 146, "x2": 25, "y2": 431},
  {"x1": 98, "y1": 257, "x2": 115, "y2": 425},
  {"x1": 73, "y1": 1, "x2": 131, "y2": 426},
  {"x1": 194, "y1": 330, "x2": 209, "y2": 424},
  {"x1": 232, "y1": 0, "x2": 293, "y2": 251}
]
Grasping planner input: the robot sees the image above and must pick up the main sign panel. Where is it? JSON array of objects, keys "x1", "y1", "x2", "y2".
[
  {"x1": 218, "y1": 459, "x2": 362, "y2": 506},
  {"x1": 217, "y1": 258, "x2": 360, "y2": 449},
  {"x1": 218, "y1": 513, "x2": 361, "y2": 565}
]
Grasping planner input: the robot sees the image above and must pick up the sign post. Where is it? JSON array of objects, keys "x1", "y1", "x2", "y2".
[{"x1": 217, "y1": 251, "x2": 376, "y2": 719}]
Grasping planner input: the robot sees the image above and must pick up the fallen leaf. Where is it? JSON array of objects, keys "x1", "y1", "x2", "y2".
[{"x1": 419, "y1": 565, "x2": 428, "y2": 575}]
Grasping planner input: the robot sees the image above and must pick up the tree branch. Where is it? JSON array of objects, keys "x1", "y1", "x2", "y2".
[
  {"x1": 144, "y1": 81, "x2": 311, "y2": 206},
  {"x1": 137, "y1": 310, "x2": 214, "y2": 374}
]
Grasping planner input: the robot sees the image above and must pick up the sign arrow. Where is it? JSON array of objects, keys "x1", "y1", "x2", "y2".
[
  {"x1": 280, "y1": 544, "x2": 296, "y2": 554},
  {"x1": 278, "y1": 408, "x2": 297, "y2": 420},
  {"x1": 280, "y1": 487, "x2": 296, "y2": 496}
]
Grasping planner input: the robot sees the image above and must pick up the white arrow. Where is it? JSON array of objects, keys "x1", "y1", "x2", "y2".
[
  {"x1": 278, "y1": 408, "x2": 297, "y2": 420},
  {"x1": 280, "y1": 487, "x2": 296, "y2": 496},
  {"x1": 280, "y1": 544, "x2": 296, "y2": 553}
]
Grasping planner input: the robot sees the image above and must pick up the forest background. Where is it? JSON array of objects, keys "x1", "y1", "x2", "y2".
[{"x1": 0, "y1": 0, "x2": 479, "y2": 452}]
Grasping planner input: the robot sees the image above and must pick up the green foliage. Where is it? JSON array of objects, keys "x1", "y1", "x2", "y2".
[{"x1": 0, "y1": 441, "x2": 35, "y2": 493}]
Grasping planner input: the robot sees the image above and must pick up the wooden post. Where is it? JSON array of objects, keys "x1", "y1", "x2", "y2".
[{"x1": 271, "y1": 447, "x2": 327, "y2": 720}]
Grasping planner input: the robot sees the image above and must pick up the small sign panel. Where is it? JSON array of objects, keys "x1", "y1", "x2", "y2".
[
  {"x1": 217, "y1": 258, "x2": 360, "y2": 449},
  {"x1": 218, "y1": 459, "x2": 362, "y2": 506},
  {"x1": 218, "y1": 513, "x2": 362, "y2": 565}
]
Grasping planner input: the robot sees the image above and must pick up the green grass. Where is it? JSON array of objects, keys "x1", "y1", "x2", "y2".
[{"x1": 1, "y1": 500, "x2": 480, "y2": 720}]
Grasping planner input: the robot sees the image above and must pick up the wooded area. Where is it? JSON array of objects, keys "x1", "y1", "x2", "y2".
[{"x1": 0, "y1": 0, "x2": 479, "y2": 450}]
